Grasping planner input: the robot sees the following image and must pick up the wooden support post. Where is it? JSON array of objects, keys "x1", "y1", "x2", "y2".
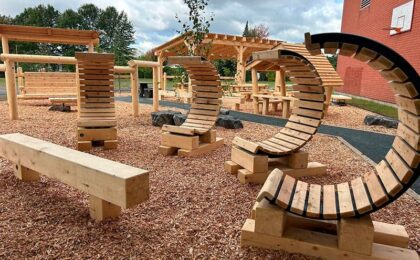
[
  {"x1": 89, "y1": 195, "x2": 121, "y2": 221},
  {"x1": 130, "y1": 66, "x2": 139, "y2": 117},
  {"x1": 163, "y1": 72, "x2": 167, "y2": 91},
  {"x1": 251, "y1": 68, "x2": 259, "y2": 114},
  {"x1": 255, "y1": 199, "x2": 287, "y2": 237},
  {"x1": 17, "y1": 67, "x2": 24, "y2": 92},
  {"x1": 157, "y1": 54, "x2": 163, "y2": 90},
  {"x1": 87, "y1": 42, "x2": 94, "y2": 53},
  {"x1": 2, "y1": 36, "x2": 18, "y2": 120},
  {"x1": 14, "y1": 163, "x2": 40, "y2": 182},
  {"x1": 152, "y1": 66, "x2": 159, "y2": 112},
  {"x1": 235, "y1": 45, "x2": 246, "y2": 84},
  {"x1": 338, "y1": 215, "x2": 374, "y2": 255},
  {"x1": 278, "y1": 69, "x2": 286, "y2": 96},
  {"x1": 325, "y1": 86, "x2": 333, "y2": 112}
]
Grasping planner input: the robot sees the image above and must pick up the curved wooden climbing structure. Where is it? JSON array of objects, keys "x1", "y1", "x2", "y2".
[
  {"x1": 159, "y1": 56, "x2": 224, "y2": 156},
  {"x1": 255, "y1": 32, "x2": 420, "y2": 220},
  {"x1": 226, "y1": 50, "x2": 328, "y2": 183},
  {"x1": 241, "y1": 33, "x2": 419, "y2": 260}
]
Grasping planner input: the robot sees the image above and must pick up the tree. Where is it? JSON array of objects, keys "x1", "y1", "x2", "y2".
[
  {"x1": 77, "y1": 4, "x2": 101, "y2": 30},
  {"x1": 243, "y1": 22, "x2": 270, "y2": 39},
  {"x1": 327, "y1": 55, "x2": 337, "y2": 70},
  {"x1": 242, "y1": 21, "x2": 249, "y2": 37},
  {"x1": 176, "y1": 0, "x2": 214, "y2": 56}
]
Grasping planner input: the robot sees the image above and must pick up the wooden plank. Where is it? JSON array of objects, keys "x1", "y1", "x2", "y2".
[
  {"x1": 395, "y1": 95, "x2": 420, "y2": 115},
  {"x1": 293, "y1": 92, "x2": 325, "y2": 102},
  {"x1": 367, "y1": 55, "x2": 394, "y2": 70},
  {"x1": 257, "y1": 168, "x2": 283, "y2": 202},
  {"x1": 376, "y1": 160, "x2": 403, "y2": 197},
  {"x1": 191, "y1": 103, "x2": 219, "y2": 111},
  {"x1": 381, "y1": 67, "x2": 408, "y2": 82},
  {"x1": 392, "y1": 136, "x2": 420, "y2": 167},
  {"x1": 268, "y1": 137, "x2": 299, "y2": 150},
  {"x1": 290, "y1": 180, "x2": 308, "y2": 215},
  {"x1": 296, "y1": 100, "x2": 325, "y2": 111},
  {"x1": 193, "y1": 92, "x2": 222, "y2": 99},
  {"x1": 231, "y1": 146, "x2": 268, "y2": 173},
  {"x1": 274, "y1": 133, "x2": 306, "y2": 146},
  {"x1": 397, "y1": 123, "x2": 420, "y2": 150},
  {"x1": 285, "y1": 122, "x2": 317, "y2": 135},
  {"x1": 292, "y1": 107, "x2": 324, "y2": 119},
  {"x1": 259, "y1": 140, "x2": 288, "y2": 152},
  {"x1": 289, "y1": 115, "x2": 321, "y2": 127},
  {"x1": 193, "y1": 86, "x2": 222, "y2": 92},
  {"x1": 351, "y1": 177, "x2": 373, "y2": 215},
  {"x1": 161, "y1": 132, "x2": 199, "y2": 150},
  {"x1": 187, "y1": 114, "x2": 217, "y2": 121},
  {"x1": 185, "y1": 118, "x2": 214, "y2": 126},
  {"x1": 0, "y1": 133, "x2": 148, "y2": 209},
  {"x1": 306, "y1": 184, "x2": 321, "y2": 218},
  {"x1": 291, "y1": 78, "x2": 322, "y2": 85},
  {"x1": 363, "y1": 171, "x2": 388, "y2": 208},
  {"x1": 232, "y1": 137, "x2": 260, "y2": 154},
  {"x1": 337, "y1": 182, "x2": 355, "y2": 217},
  {"x1": 339, "y1": 43, "x2": 359, "y2": 56},
  {"x1": 398, "y1": 109, "x2": 420, "y2": 133},
  {"x1": 385, "y1": 149, "x2": 413, "y2": 184},
  {"x1": 275, "y1": 174, "x2": 296, "y2": 208},
  {"x1": 389, "y1": 81, "x2": 418, "y2": 98},
  {"x1": 189, "y1": 109, "x2": 219, "y2": 116},
  {"x1": 354, "y1": 47, "x2": 378, "y2": 62},
  {"x1": 322, "y1": 185, "x2": 337, "y2": 219},
  {"x1": 280, "y1": 128, "x2": 312, "y2": 141},
  {"x1": 194, "y1": 98, "x2": 222, "y2": 105},
  {"x1": 292, "y1": 85, "x2": 324, "y2": 93}
]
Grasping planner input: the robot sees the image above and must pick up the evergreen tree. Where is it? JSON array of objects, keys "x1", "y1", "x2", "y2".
[{"x1": 242, "y1": 21, "x2": 249, "y2": 37}]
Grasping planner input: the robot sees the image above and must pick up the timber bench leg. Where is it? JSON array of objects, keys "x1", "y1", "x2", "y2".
[
  {"x1": 14, "y1": 164, "x2": 40, "y2": 182},
  {"x1": 89, "y1": 195, "x2": 121, "y2": 221}
]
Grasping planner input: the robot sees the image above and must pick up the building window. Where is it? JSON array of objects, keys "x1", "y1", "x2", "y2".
[{"x1": 360, "y1": 0, "x2": 371, "y2": 9}]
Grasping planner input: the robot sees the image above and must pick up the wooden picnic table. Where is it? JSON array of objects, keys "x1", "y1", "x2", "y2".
[
  {"x1": 253, "y1": 94, "x2": 296, "y2": 118},
  {"x1": 231, "y1": 84, "x2": 268, "y2": 92}
]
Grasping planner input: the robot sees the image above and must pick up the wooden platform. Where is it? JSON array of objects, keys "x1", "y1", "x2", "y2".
[
  {"x1": 241, "y1": 200, "x2": 417, "y2": 260},
  {"x1": 75, "y1": 52, "x2": 117, "y2": 151},
  {"x1": 159, "y1": 130, "x2": 224, "y2": 157},
  {"x1": 0, "y1": 133, "x2": 149, "y2": 221},
  {"x1": 225, "y1": 147, "x2": 326, "y2": 184}
]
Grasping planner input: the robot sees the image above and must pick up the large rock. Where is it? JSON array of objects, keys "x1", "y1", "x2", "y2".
[
  {"x1": 151, "y1": 110, "x2": 181, "y2": 127},
  {"x1": 219, "y1": 108, "x2": 230, "y2": 115},
  {"x1": 49, "y1": 105, "x2": 71, "y2": 112},
  {"x1": 173, "y1": 113, "x2": 187, "y2": 126},
  {"x1": 364, "y1": 114, "x2": 398, "y2": 129},
  {"x1": 216, "y1": 115, "x2": 243, "y2": 129}
]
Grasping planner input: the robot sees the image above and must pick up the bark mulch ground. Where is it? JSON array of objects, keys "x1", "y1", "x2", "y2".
[{"x1": 0, "y1": 101, "x2": 417, "y2": 259}]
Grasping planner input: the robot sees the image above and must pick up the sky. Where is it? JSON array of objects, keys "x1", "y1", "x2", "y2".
[{"x1": 0, "y1": 0, "x2": 344, "y2": 53}]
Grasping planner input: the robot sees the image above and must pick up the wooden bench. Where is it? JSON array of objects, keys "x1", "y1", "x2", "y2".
[
  {"x1": 49, "y1": 97, "x2": 77, "y2": 106},
  {"x1": 0, "y1": 133, "x2": 149, "y2": 221},
  {"x1": 75, "y1": 52, "x2": 117, "y2": 151},
  {"x1": 241, "y1": 32, "x2": 420, "y2": 260},
  {"x1": 331, "y1": 94, "x2": 352, "y2": 105},
  {"x1": 17, "y1": 71, "x2": 77, "y2": 100},
  {"x1": 159, "y1": 56, "x2": 224, "y2": 156},
  {"x1": 225, "y1": 50, "x2": 327, "y2": 184}
]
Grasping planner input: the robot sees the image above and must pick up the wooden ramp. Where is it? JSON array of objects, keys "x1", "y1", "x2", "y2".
[
  {"x1": 0, "y1": 133, "x2": 149, "y2": 221},
  {"x1": 75, "y1": 52, "x2": 117, "y2": 151},
  {"x1": 226, "y1": 50, "x2": 327, "y2": 183},
  {"x1": 241, "y1": 32, "x2": 420, "y2": 260},
  {"x1": 159, "y1": 56, "x2": 224, "y2": 156}
]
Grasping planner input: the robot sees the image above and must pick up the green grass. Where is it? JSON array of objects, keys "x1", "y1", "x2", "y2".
[
  {"x1": 0, "y1": 78, "x2": 4, "y2": 88},
  {"x1": 347, "y1": 97, "x2": 398, "y2": 119}
]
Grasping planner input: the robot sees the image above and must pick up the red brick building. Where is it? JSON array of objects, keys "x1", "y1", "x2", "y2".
[{"x1": 338, "y1": 0, "x2": 420, "y2": 103}]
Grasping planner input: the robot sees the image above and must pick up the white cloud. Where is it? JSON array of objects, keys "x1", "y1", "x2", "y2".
[{"x1": 0, "y1": 0, "x2": 343, "y2": 53}]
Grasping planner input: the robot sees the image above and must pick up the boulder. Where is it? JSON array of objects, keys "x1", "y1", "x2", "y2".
[
  {"x1": 173, "y1": 113, "x2": 187, "y2": 126},
  {"x1": 151, "y1": 110, "x2": 181, "y2": 127},
  {"x1": 364, "y1": 114, "x2": 398, "y2": 129},
  {"x1": 49, "y1": 105, "x2": 71, "y2": 112},
  {"x1": 216, "y1": 115, "x2": 243, "y2": 129},
  {"x1": 219, "y1": 108, "x2": 230, "y2": 115}
]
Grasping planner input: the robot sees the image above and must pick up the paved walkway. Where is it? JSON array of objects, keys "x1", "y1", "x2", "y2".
[{"x1": 121, "y1": 96, "x2": 420, "y2": 193}]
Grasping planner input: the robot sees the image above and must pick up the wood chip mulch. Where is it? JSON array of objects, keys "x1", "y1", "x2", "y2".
[{"x1": 0, "y1": 100, "x2": 417, "y2": 259}]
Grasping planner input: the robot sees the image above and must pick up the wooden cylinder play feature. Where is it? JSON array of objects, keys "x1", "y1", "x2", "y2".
[
  {"x1": 226, "y1": 49, "x2": 327, "y2": 184},
  {"x1": 158, "y1": 56, "x2": 224, "y2": 157},
  {"x1": 75, "y1": 52, "x2": 117, "y2": 151},
  {"x1": 241, "y1": 32, "x2": 420, "y2": 260}
]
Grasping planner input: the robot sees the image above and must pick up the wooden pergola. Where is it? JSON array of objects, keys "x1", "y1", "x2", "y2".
[
  {"x1": 0, "y1": 24, "x2": 100, "y2": 120},
  {"x1": 153, "y1": 33, "x2": 282, "y2": 87}
]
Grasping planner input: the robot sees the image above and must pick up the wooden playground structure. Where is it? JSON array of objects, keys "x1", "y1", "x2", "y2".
[
  {"x1": 0, "y1": 23, "x2": 418, "y2": 259},
  {"x1": 159, "y1": 56, "x2": 224, "y2": 156},
  {"x1": 225, "y1": 49, "x2": 327, "y2": 184},
  {"x1": 241, "y1": 32, "x2": 420, "y2": 260}
]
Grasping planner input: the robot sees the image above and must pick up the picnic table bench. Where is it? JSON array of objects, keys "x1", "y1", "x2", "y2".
[
  {"x1": 0, "y1": 133, "x2": 149, "y2": 221},
  {"x1": 252, "y1": 94, "x2": 296, "y2": 118}
]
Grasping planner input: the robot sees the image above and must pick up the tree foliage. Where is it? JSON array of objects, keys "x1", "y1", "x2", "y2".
[
  {"x1": 176, "y1": 0, "x2": 214, "y2": 56},
  {"x1": 2, "y1": 3, "x2": 136, "y2": 70},
  {"x1": 327, "y1": 55, "x2": 337, "y2": 70},
  {"x1": 242, "y1": 22, "x2": 270, "y2": 38}
]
